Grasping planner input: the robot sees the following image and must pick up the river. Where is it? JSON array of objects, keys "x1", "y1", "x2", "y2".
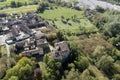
[{"x1": 77, "y1": 0, "x2": 120, "y2": 11}]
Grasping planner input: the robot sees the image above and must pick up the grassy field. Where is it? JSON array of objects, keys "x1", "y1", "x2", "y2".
[
  {"x1": 0, "y1": 5, "x2": 37, "y2": 13},
  {"x1": 0, "y1": 0, "x2": 32, "y2": 7},
  {"x1": 0, "y1": 45, "x2": 7, "y2": 56},
  {"x1": 39, "y1": 7, "x2": 84, "y2": 20},
  {"x1": 39, "y1": 7, "x2": 97, "y2": 34}
]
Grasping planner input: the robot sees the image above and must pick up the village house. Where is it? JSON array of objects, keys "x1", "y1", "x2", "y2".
[
  {"x1": 0, "y1": 13, "x2": 7, "y2": 17},
  {"x1": 34, "y1": 30, "x2": 48, "y2": 48},
  {"x1": 21, "y1": 30, "x2": 50, "y2": 57},
  {"x1": 3, "y1": 12, "x2": 51, "y2": 57},
  {"x1": 51, "y1": 41, "x2": 70, "y2": 62},
  {"x1": 11, "y1": 25, "x2": 20, "y2": 37},
  {"x1": 19, "y1": 23, "x2": 33, "y2": 35},
  {"x1": 22, "y1": 38, "x2": 44, "y2": 57}
]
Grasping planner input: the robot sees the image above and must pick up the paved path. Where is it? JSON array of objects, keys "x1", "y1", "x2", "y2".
[
  {"x1": 49, "y1": 44, "x2": 56, "y2": 52},
  {"x1": 5, "y1": 35, "x2": 10, "y2": 57},
  {"x1": 5, "y1": 43, "x2": 10, "y2": 57},
  {"x1": 77, "y1": 0, "x2": 120, "y2": 11},
  {"x1": 0, "y1": 35, "x2": 5, "y2": 45}
]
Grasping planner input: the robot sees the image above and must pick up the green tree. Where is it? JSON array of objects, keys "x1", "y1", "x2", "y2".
[
  {"x1": 62, "y1": 68, "x2": 81, "y2": 80},
  {"x1": 42, "y1": 54, "x2": 62, "y2": 80},
  {"x1": 9, "y1": 76, "x2": 18, "y2": 80},
  {"x1": 10, "y1": 1, "x2": 16, "y2": 8},
  {"x1": 96, "y1": 6, "x2": 105, "y2": 13},
  {"x1": 16, "y1": 2, "x2": 23, "y2": 7},
  {"x1": 57, "y1": 30, "x2": 65, "y2": 41},
  {"x1": 96, "y1": 55, "x2": 114, "y2": 76},
  {"x1": 37, "y1": 2, "x2": 49, "y2": 13},
  {"x1": 3, "y1": 57, "x2": 35, "y2": 80},
  {"x1": 74, "y1": 56, "x2": 89, "y2": 72},
  {"x1": 108, "y1": 22, "x2": 120, "y2": 37},
  {"x1": 0, "y1": 57, "x2": 16, "y2": 79}
]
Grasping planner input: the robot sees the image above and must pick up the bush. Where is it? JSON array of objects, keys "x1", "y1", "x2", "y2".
[
  {"x1": 96, "y1": 6, "x2": 105, "y2": 13},
  {"x1": 62, "y1": 19, "x2": 67, "y2": 24},
  {"x1": 46, "y1": 33, "x2": 57, "y2": 42},
  {"x1": 10, "y1": 1, "x2": 16, "y2": 8},
  {"x1": 37, "y1": 2, "x2": 50, "y2": 13}
]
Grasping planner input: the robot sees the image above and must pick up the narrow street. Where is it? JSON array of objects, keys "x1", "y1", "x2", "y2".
[
  {"x1": 5, "y1": 35, "x2": 10, "y2": 57},
  {"x1": 5, "y1": 43, "x2": 10, "y2": 57}
]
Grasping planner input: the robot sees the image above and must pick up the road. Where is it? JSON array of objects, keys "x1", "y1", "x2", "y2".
[{"x1": 77, "y1": 0, "x2": 120, "y2": 11}]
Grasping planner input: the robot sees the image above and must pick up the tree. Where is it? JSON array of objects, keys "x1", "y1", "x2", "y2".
[
  {"x1": 96, "y1": 6, "x2": 105, "y2": 13},
  {"x1": 62, "y1": 68, "x2": 81, "y2": 80},
  {"x1": 46, "y1": 33, "x2": 57, "y2": 42},
  {"x1": 108, "y1": 22, "x2": 120, "y2": 37},
  {"x1": 74, "y1": 56, "x2": 89, "y2": 72},
  {"x1": 3, "y1": 57, "x2": 35, "y2": 80},
  {"x1": 37, "y1": 2, "x2": 49, "y2": 13},
  {"x1": 96, "y1": 55, "x2": 114, "y2": 76},
  {"x1": 81, "y1": 69, "x2": 97, "y2": 80},
  {"x1": 16, "y1": 2, "x2": 23, "y2": 7},
  {"x1": 42, "y1": 54, "x2": 62, "y2": 80},
  {"x1": 10, "y1": 1, "x2": 16, "y2": 8},
  {"x1": 57, "y1": 30, "x2": 65, "y2": 41},
  {"x1": 34, "y1": 68, "x2": 42, "y2": 80},
  {"x1": 0, "y1": 64, "x2": 6, "y2": 79},
  {"x1": 113, "y1": 74, "x2": 120, "y2": 80},
  {"x1": 0, "y1": 57, "x2": 16, "y2": 79},
  {"x1": 9, "y1": 76, "x2": 18, "y2": 80}
]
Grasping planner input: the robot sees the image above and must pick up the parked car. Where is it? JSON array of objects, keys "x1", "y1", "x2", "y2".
[{"x1": 5, "y1": 39, "x2": 14, "y2": 45}]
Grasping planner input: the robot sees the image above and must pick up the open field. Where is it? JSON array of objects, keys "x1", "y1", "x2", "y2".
[
  {"x1": 39, "y1": 7, "x2": 97, "y2": 34},
  {"x1": 0, "y1": 5, "x2": 37, "y2": 13},
  {"x1": 39, "y1": 7, "x2": 84, "y2": 20}
]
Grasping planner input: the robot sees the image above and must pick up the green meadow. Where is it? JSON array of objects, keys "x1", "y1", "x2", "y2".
[
  {"x1": 39, "y1": 7, "x2": 98, "y2": 34},
  {"x1": 0, "y1": 0, "x2": 32, "y2": 7},
  {"x1": 39, "y1": 7, "x2": 84, "y2": 20},
  {"x1": 0, "y1": 5, "x2": 37, "y2": 13}
]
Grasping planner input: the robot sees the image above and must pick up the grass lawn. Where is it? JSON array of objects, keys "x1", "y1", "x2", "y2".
[
  {"x1": 39, "y1": 7, "x2": 84, "y2": 20},
  {"x1": 0, "y1": 45, "x2": 7, "y2": 56},
  {"x1": 39, "y1": 7, "x2": 97, "y2": 34},
  {"x1": 0, "y1": 5, "x2": 37, "y2": 14},
  {"x1": 51, "y1": 19, "x2": 97, "y2": 34}
]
